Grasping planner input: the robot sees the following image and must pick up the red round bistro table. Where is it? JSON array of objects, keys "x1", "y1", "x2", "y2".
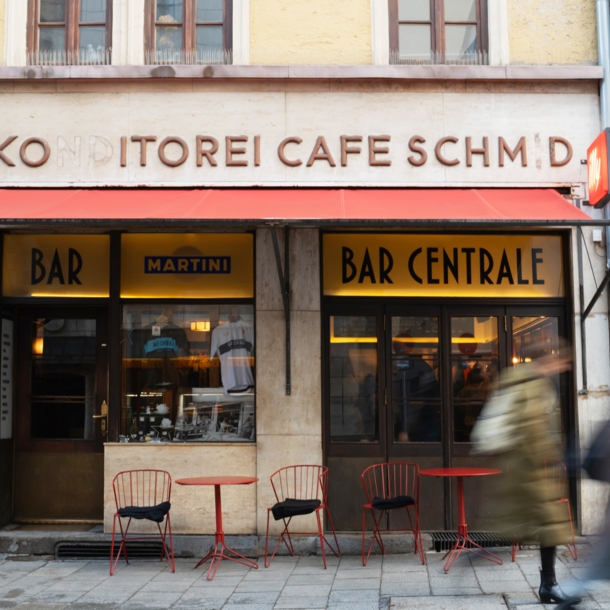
[
  {"x1": 420, "y1": 467, "x2": 503, "y2": 572},
  {"x1": 176, "y1": 476, "x2": 259, "y2": 580}
]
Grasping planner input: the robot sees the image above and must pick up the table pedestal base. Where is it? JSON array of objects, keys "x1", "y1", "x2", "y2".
[
  {"x1": 442, "y1": 524, "x2": 504, "y2": 572},
  {"x1": 194, "y1": 484, "x2": 259, "y2": 580},
  {"x1": 196, "y1": 540, "x2": 259, "y2": 580}
]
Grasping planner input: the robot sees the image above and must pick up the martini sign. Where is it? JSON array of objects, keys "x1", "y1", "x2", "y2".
[{"x1": 587, "y1": 129, "x2": 610, "y2": 208}]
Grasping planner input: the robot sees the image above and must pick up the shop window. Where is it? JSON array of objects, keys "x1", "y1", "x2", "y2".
[
  {"x1": 145, "y1": 0, "x2": 233, "y2": 64},
  {"x1": 27, "y1": 0, "x2": 113, "y2": 65},
  {"x1": 389, "y1": 0, "x2": 488, "y2": 64},
  {"x1": 121, "y1": 303, "x2": 254, "y2": 443}
]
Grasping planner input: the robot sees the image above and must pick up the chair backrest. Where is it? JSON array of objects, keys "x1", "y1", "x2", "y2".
[
  {"x1": 544, "y1": 458, "x2": 567, "y2": 499},
  {"x1": 361, "y1": 462, "x2": 420, "y2": 505},
  {"x1": 113, "y1": 470, "x2": 172, "y2": 510},
  {"x1": 269, "y1": 465, "x2": 328, "y2": 505}
]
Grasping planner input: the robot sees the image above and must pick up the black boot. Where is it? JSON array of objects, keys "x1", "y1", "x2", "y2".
[{"x1": 539, "y1": 547, "x2": 581, "y2": 605}]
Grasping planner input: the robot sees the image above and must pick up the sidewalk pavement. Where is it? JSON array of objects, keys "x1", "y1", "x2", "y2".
[{"x1": 0, "y1": 544, "x2": 607, "y2": 610}]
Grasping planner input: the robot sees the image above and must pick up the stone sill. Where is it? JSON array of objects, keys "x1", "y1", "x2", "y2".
[
  {"x1": 104, "y1": 442, "x2": 255, "y2": 447},
  {"x1": 0, "y1": 64, "x2": 602, "y2": 80}
]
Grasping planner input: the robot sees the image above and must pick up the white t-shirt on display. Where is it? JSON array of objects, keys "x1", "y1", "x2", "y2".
[{"x1": 210, "y1": 319, "x2": 254, "y2": 394}]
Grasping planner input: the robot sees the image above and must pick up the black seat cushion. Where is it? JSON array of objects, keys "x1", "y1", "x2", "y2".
[
  {"x1": 371, "y1": 495, "x2": 415, "y2": 510},
  {"x1": 272, "y1": 498, "x2": 321, "y2": 521},
  {"x1": 118, "y1": 501, "x2": 171, "y2": 523}
]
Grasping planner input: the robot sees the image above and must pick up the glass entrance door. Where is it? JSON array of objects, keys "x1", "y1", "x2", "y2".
[
  {"x1": 14, "y1": 307, "x2": 108, "y2": 522},
  {"x1": 324, "y1": 302, "x2": 569, "y2": 532}
]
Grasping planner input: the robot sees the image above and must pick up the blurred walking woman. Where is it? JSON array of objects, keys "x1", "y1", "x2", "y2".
[{"x1": 474, "y1": 343, "x2": 578, "y2": 605}]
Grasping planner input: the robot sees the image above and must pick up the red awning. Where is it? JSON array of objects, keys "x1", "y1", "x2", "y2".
[{"x1": 0, "y1": 188, "x2": 591, "y2": 224}]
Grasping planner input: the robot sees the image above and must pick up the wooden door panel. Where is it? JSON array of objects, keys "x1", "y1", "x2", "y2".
[{"x1": 14, "y1": 452, "x2": 104, "y2": 521}]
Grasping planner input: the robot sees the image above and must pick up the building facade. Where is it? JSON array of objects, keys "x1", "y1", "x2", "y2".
[{"x1": 0, "y1": 0, "x2": 608, "y2": 549}]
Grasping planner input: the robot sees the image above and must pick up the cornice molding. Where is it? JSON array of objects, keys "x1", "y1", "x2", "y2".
[{"x1": 0, "y1": 64, "x2": 602, "y2": 80}]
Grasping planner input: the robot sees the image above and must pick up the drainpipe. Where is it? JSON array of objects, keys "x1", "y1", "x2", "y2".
[{"x1": 598, "y1": 0, "x2": 610, "y2": 264}]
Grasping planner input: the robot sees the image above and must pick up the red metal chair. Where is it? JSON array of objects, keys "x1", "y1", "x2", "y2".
[
  {"x1": 110, "y1": 469, "x2": 175, "y2": 575},
  {"x1": 511, "y1": 458, "x2": 577, "y2": 561},
  {"x1": 264, "y1": 465, "x2": 341, "y2": 569},
  {"x1": 361, "y1": 462, "x2": 425, "y2": 566}
]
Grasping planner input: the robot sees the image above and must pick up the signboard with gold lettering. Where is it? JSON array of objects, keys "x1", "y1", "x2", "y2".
[
  {"x1": 121, "y1": 234, "x2": 253, "y2": 298},
  {"x1": 323, "y1": 234, "x2": 564, "y2": 298},
  {"x1": 3, "y1": 235, "x2": 110, "y2": 297}
]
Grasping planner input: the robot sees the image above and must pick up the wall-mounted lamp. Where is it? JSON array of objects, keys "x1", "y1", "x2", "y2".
[
  {"x1": 190, "y1": 321, "x2": 211, "y2": 332},
  {"x1": 32, "y1": 337, "x2": 44, "y2": 355}
]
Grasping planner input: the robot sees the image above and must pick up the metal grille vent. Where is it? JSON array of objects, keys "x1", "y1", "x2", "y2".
[
  {"x1": 430, "y1": 532, "x2": 512, "y2": 552},
  {"x1": 56, "y1": 541, "x2": 164, "y2": 560}
]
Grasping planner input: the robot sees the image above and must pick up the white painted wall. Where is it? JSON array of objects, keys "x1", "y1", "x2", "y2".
[
  {"x1": 232, "y1": 0, "x2": 250, "y2": 65},
  {"x1": 111, "y1": 0, "x2": 145, "y2": 66},
  {"x1": 370, "y1": 0, "x2": 389, "y2": 65},
  {"x1": 488, "y1": 0, "x2": 510, "y2": 65},
  {"x1": 4, "y1": 0, "x2": 27, "y2": 66}
]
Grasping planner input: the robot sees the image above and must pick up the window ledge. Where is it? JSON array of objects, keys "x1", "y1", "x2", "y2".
[{"x1": 0, "y1": 64, "x2": 602, "y2": 80}]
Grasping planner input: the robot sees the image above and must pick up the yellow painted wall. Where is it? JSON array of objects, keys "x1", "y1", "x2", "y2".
[
  {"x1": 250, "y1": 0, "x2": 372, "y2": 65},
  {"x1": 0, "y1": 0, "x2": 5, "y2": 66},
  {"x1": 508, "y1": 0, "x2": 597, "y2": 65}
]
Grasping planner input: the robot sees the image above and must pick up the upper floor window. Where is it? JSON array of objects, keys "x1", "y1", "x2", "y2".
[
  {"x1": 389, "y1": 0, "x2": 488, "y2": 64},
  {"x1": 27, "y1": 0, "x2": 112, "y2": 65},
  {"x1": 145, "y1": 0, "x2": 233, "y2": 64}
]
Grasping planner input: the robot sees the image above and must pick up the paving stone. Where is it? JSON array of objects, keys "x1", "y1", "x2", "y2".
[
  {"x1": 291, "y1": 565, "x2": 338, "y2": 576},
  {"x1": 430, "y1": 587, "x2": 485, "y2": 596},
  {"x1": 281, "y1": 584, "x2": 332, "y2": 597},
  {"x1": 391, "y1": 595, "x2": 507, "y2": 609},
  {"x1": 12, "y1": 605, "x2": 69, "y2": 610},
  {"x1": 286, "y1": 574, "x2": 335, "y2": 586},
  {"x1": 138, "y1": 580, "x2": 194, "y2": 593},
  {"x1": 274, "y1": 597, "x2": 329, "y2": 609},
  {"x1": 327, "y1": 603, "x2": 379, "y2": 610},
  {"x1": 381, "y1": 583, "x2": 431, "y2": 596},
  {"x1": 234, "y1": 580, "x2": 286, "y2": 592},
  {"x1": 297, "y1": 557, "x2": 340, "y2": 567},
  {"x1": 76, "y1": 586, "x2": 142, "y2": 604},
  {"x1": 334, "y1": 569, "x2": 381, "y2": 579},
  {"x1": 184, "y1": 585, "x2": 236, "y2": 598},
  {"x1": 480, "y1": 580, "x2": 534, "y2": 594},
  {"x1": 225, "y1": 590, "x2": 281, "y2": 604},
  {"x1": 329, "y1": 588, "x2": 380, "y2": 602},
  {"x1": 429, "y1": 575, "x2": 479, "y2": 587},
  {"x1": 331, "y1": 578, "x2": 380, "y2": 590},
  {"x1": 123, "y1": 590, "x2": 184, "y2": 605},
  {"x1": 62, "y1": 604, "x2": 118, "y2": 610},
  {"x1": 244, "y1": 570, "x2": 296, "y2": 581},
  {"x1": 476, "y1": 572, "x2": 529, "y2": 582},
  {"x1": 213, "y1": 605, "x2": 275, "y2": 610},
  {"x1": 505, "y1": 591, "x2": 541, "y2": 604},
  {"x1": 171, "y1": 600, "x2": 225, "y2": 610},
  {"x1": 382, "y1": 562, "x2": 428, "y2": 573}
]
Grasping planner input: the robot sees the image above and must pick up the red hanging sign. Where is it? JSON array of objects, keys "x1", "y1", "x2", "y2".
[{"x1": 587, "y1": 129, "x2": 610, "y2": 208}]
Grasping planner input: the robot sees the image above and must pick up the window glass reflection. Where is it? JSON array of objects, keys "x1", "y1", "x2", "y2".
[
  {"x1": 30, "y1": 318, "x2": 96, "y2": 440},
  {"x1": 391, "y1": 316, "x2": 441, "y2": 443},
  {"x1": 121, "y1": 304, "x2": 255, "y2": 443},
  {"x1": 451, "y1": 316, "x2": 498, "y2": 442},
  {"x1": 329, "y1": 316, "x2": 378, "y2": 443}
]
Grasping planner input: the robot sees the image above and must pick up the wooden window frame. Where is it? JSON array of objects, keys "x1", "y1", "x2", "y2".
[
  {"x1": 27, "y1": 0, "x2": 113, "y2": 64},
  {"x1": 389, "y1": 0, "x2": 488, "y2": 64},
  {"x1": 145, "y1": 0, "x2": 233, "y2": 64}
]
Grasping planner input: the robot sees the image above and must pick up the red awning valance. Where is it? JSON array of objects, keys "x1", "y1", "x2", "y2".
[{"x1": 0, "y1": 188, "x2": 591, "y2": 224}]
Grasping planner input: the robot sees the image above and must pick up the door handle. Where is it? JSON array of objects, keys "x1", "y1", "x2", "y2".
[{"x1": 93, "y1": 400, "x2": 108, "y2": 439}]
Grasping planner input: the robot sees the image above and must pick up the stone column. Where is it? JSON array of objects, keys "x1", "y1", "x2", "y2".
[{"x1": 256, "y1": 228, "x2": 322, "y2": 536}]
